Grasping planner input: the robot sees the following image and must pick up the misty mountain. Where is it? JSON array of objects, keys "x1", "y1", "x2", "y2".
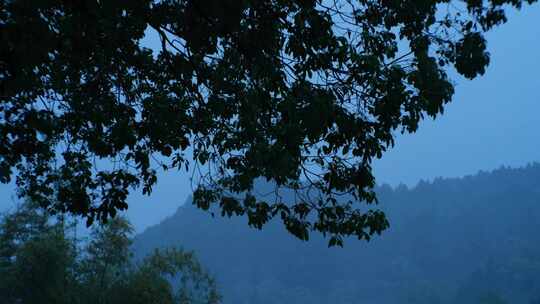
[{"x1": 132, "y1": 163, "x2": 540, "y2": 304}]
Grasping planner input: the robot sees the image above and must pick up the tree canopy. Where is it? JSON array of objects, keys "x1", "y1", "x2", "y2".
[
  {"x1": 0, "y1": 0, "x2": 536, "y2": 245},
  {"x1": 0, "y1": 201, "x2": 221, "y2": 304}
]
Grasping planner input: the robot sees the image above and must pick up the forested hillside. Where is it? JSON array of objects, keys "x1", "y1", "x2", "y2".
[{"x1": 133, "y1": 164, "x2": 540, "y2": 304}]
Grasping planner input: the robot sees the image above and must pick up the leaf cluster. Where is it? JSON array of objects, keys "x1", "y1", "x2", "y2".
[{"x1": 0, "y1": 0, "x2": 536, "y2": 244}]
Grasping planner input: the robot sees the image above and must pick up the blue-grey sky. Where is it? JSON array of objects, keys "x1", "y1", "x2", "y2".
[
  {"x1": 373, "y1": 5, "x2": 540, "y2": 186},
  {"x1": 1, "y1": 4, "x2": 538, "y2": 232}
]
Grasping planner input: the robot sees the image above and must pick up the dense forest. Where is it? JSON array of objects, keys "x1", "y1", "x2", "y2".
[{"x1": 134, "y1": 163, "x2": 540, "y2": 304}]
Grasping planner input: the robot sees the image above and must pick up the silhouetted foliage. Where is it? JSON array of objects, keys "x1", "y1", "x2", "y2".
[
  {"x1": 1, "y1": 0, "x2": 537, "y2": 244},
  {"x1": 133, "y1": 164, "x2": 540, "y2": 303},
  {"x1": 0, "y1": 202, "x2": 221, "y2": 304}
]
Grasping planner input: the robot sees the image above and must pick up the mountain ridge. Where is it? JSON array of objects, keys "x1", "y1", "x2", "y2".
[{"x1": 133, "y1": 163, "x2": 540, "y2": 304}]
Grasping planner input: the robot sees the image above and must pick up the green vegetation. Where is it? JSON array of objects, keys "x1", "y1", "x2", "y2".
[
  {"x1": 0, "y1": 202, "x2": 220, "y2": 304},
  {"x1": 1, "y1": 0, "x2": 537, "y2": 244}
]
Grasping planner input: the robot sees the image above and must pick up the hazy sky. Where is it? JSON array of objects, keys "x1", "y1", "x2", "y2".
[
  {"x1": 1, "y1": 4, "x2": 538, "y2": 232},
  {"x1": 373, "y1": 5, "x2": 540, "y2": 185}
]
